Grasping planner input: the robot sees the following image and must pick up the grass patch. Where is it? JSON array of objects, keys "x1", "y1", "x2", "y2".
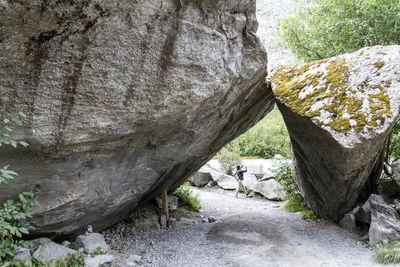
[
  {"x1": 172, "y1": 182, "x2": 201, "y2": 212},
  {"x1": 282, "y1": 198, "x2": 318, "y2": 220},
  {"x1": 374, "y1": 240, "x2": 400, "y2": 264}
]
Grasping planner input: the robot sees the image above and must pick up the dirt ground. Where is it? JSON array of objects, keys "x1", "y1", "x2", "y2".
[{"x1": 112, "y1": 187, "x2": 390, "y2": 267}]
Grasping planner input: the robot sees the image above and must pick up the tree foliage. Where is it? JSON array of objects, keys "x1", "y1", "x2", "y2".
[
  {"x1": 277, "y1": 0, "x2": 400, "y2": 62},
  {"x1": 223, "y1": 107, "x2": 291, "y2": 159}
]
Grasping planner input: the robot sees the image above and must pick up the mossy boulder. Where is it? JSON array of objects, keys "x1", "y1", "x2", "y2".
[{"x1": 270, "y1": 45, "x2": 400, "y2": 221}]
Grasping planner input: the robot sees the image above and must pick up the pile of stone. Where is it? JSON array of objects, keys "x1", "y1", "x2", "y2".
[
  {"x1": 339, "y1": 159, "x2": 400, "y2": 245},
  {"x1": 188, "y1": 159, "x2": 286, "y2": 201},
  {"x1": 14, "y1": 226, "x2": 122, "y2": 267}
]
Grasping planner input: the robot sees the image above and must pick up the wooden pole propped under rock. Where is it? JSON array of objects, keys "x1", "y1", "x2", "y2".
[{"x1": 162, "y1": 187, "x2": 169, "y2": 220}]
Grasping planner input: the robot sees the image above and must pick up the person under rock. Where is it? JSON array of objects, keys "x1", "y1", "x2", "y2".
[{"x1": 235, "y1": 165, "x2": 248, "y2": 197}]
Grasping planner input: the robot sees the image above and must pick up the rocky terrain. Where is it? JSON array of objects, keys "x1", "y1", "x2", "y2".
[{"x1": 19, "y1": 187, "x2": 392, "y2": 266}]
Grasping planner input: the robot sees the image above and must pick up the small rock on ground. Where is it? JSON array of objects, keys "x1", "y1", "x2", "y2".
[{"x1": 84, "y1": 254, "x2": 115, "y2": 267}]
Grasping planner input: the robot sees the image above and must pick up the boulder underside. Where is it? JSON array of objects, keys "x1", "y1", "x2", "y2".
[{"x1": 0, "y1": 0, "x2": 274, "y2": 237}]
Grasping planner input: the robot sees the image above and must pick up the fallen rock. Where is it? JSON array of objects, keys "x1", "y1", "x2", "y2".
[
  {"x1": 160, "y1": 215, "x2": 167, "y2": 228},
  {"x1": 368, "y1": 194, "x2": 400, "y2": 245},
  {"x1": 393, "y1": 160, "x2": 400, "y2": 186},
  {"x1": 13, "y1": 246, "x2": 31, "y2": 261},
  {"x1": 243, "y1": 173, "x2": 258, "y2": 191},
  {"x1": 378, "y1": 178, "x2": 400, "y2": 197},
  {"x1": 258, "y1": 172, "x2": 275, "y2": 181},
  {"x1": 210, "y1": 171, "x2": 237, "y2": 190},
  {"x1": 133, "y1": 213, "x2": 160, "y2": 232},
  {"x1": 208, "y1": 216, "x2": 216, "y2": 223},
  {"x1": 0, "y1": 0, "x2": 273, "y2": 236},
  {"x1": 244, "y1": 163, "x2": 264, "y2": 176},
  {"x1": 155, "y1": 195, "x2": 178, "y2": 211},
  {"x1": 339, "y1": 213, "x2": 356, "y2": 231},
  {"x1": 272, "y1": 45, "x2": 400, "y2": 221},
  {"x1": 32, "y1": 241, "x2": 78, "y2": 264},
  {"x1": 355, "y1": 200, "x2": 372, "y2": 224},
  {"x1": 85, "y1": 255, "x2": 115, "y2": 267},
  {"x1": 76, "y1": 233, "x2": 109, "y2": 254},
  {"x1": 188, "y1": 171, "x2": 213, "y2": 187},
  {"x1": 28, "y1": 238, "x2": 51, "y2": 254},
  {"x1": 251, "y1": 179, "x2": 286, "y2": 201},
  {"x1": 119, "y1": 255, "x2": 143, "y2": 266},
  {"x1": 61, "y1": 240, "x2": 72, "y2": 248},
  {"x1": 167, "y1": 217, "x2": 177, "y2": 228}
]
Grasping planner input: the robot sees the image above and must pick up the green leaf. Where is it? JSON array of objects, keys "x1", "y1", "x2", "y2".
[{"x1": 18, "y1": 141, "x2": 29, "y2": 147}]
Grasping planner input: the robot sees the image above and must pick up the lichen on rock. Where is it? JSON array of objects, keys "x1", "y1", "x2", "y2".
[
  {"x1": 271, "y1": 46, "x2": 396, "y2": 138},
  {"x1": 270, "y1": 45, "x2": 400, "y2": 221}
]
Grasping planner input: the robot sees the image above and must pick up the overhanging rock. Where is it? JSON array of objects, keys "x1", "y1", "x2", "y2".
[
  {"x1": 271, "y1": 45, "x2": 400, "y2": 221},
  {"x1": 0, "y1": 0, "x2": 274, "y2": 237}
]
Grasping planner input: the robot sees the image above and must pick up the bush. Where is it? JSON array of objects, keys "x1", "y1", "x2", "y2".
[
  {"x1": 217, "y1": 146, "x2": 242, "y2": 175},
  {"x1": 224, "y1": 107, "x2": 290, "y2": 158},
  {"x1": 271, "y1": 160, "x2": 317, "y2": 220},
  {"x1": 277, "y1": 0, "x2": 400, "y2": 62},
  {"x1": 172, "y1": 182, "x2": 201, "y2": 212},
  {"x1": 0, "y1": 113, "x2": 40, "y2": 265},
  {"x1": 374, "y1": 240, "x2": 400, "y2": 264}
]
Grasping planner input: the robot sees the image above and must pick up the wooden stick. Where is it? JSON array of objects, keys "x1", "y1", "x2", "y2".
[{"x1": 162, "y1": 188, "x2": 169, "y2": 220}]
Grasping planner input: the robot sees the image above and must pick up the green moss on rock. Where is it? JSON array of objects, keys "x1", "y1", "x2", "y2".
[{"x1": 271, "y1": 57, "x2": 392, "y2": 134}]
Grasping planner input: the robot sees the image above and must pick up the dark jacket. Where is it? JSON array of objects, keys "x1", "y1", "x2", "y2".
[{"x1": 235, "y1": 167, "x2": 247, "y2": 180}]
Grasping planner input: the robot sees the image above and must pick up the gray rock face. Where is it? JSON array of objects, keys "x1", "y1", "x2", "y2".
[
  {"x1": 76, "y1": 233, "x2": 109, "y2": 253},
  {"x1": 188, "y1": 171, "x2": 212, "y2": 187},
  {"x1": 243, "y1": 173, "x2": 258, "y2": 190},
  {"x1": 13, "y1": 247, "x2": 31, "y2": 261},
  {"x1": 251, "y1": 179, "x2": 286, "y2": 201},
  {"x1": 393, "y1": 160, "x2": 400, "y2": 186},
  {"x1": 210, "y1": 171, "x2": 238, "y2": 190},
  {"x1": 119, "y1": 255, "x2": 143, "y2": 266},
  {"x1": 355, "y1": 201, "x2": 372, "y2": 224},
  {"x1": 368, "y1": 194, "x2": 400, "y2": 245},
  {"x1": 0, "y1": 0, "x2": 273, "y2": 236},
  {"x1": 272, "y1": 45, "x2": 400, "y2": 221},
  {"x1": 32, "y1": 241, "x2": 78, "y2": 264},
  {"x1": 339, "y1": 213, "x2": 356, "y2": 231},
  {"x1": 85, "y1": 255, "x2": 115, "y2": 267},
  {"x1": 155, "y1": 195, "x2": 178, "y2": 211}
]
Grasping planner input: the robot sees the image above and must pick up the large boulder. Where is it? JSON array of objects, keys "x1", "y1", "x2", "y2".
[
  {"x1": 271, "y1": 45, "x2": 400, "y2": 221},
  {"x1": 251, "y1": 179, "x2": 286, "y2": 200},
  {"x1": 368, "y1": 194, "x2": 400, "y2": 246},
  {"x1": 210, "y1": 171, "x2": 238, "y2": 190},
  {"x1": 0, "y1": 0, "x2": 274, "y2": 236},
  {"x1": 188, "y1": 171, "x2": 212, "y2": 187},
  {"x1": 32, "y1": 241, "x2": 78, "y2": 264}
]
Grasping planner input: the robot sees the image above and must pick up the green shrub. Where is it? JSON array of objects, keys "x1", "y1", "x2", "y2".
[
  {"x1": 277, "y1": 0, "x2": 400, "y2": 62},
  {"x1": 172, "y1": 182, "x2": 201, "y2": 212},
  {"x1": 374, "y1": 240, "x2": 400, "y2": 264},
  {"x1": 0, "y1": 113, "x2": 40, "y2": 265},
  {"x1": 223, "y1": 107, "x2": 290, "y2": 158},
  {"x1": 272, "y1": 160, "x2": 317, "y2": 220},
  {"x1": 92, "y1": 247, "x2": 106, "y2": 255},
  {"x1": 217, "y1": 146, "x2": 242, "y2": 175}
]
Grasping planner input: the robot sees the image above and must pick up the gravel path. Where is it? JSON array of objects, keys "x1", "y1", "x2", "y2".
[{"x1": 110, "y1": 187, "x2": 388, "y2": 267}]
